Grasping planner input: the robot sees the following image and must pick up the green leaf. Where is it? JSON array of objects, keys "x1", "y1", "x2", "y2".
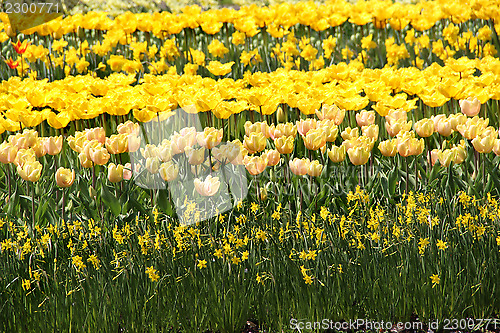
[{"x1": 100, "y1": 185, "x2": 121, "y2": 216}]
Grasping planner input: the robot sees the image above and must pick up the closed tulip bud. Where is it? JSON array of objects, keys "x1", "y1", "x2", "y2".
[
  {"x1": 90, "y1": 146, "x2": 110, "y2": 165},
  {"x1": 362, "y1": 124, "x2": 379, "y2": 140},
  {"x1": 85, "y1": 127, "x2": 106, "y2": 144},
  {"x1": 296, "y1": 119, "x2": 317, "y2": 136},
  {"x1": 159, "y1": 161, "x2": 179, "y2": 182},
  {"x1": 260, "y1": 187, "x2": 268, "y2": 201},
  {"x1": 194, "y1": 175, "x2": 221, "y2": 196},
  {"x1": 55, "y1": 167, "x2": 75, "y2": 188},
  {"x1": 302, "y1": 128, "x2": 327, "y2": 150},
  {"x1": 274, "y1": 135, "x2": 294, "y2": 154},
  {"x1": 0, "y1": 142, "x2": 18, "y2": 164},
  {"x1": 472, "y1": 134, "x2": 495, "y2": 153},
  {"x1": 308, "y1": 160, "x2": 323, "y2": 177},
  {"x1": 17, "y1": 160, "x2": 42, "y2": 182},
  {"x1": 32, "y1": 138, "x2": 47, "y2": 157},
  {"x1": 276, "y1": 106, "x2": 287, "y2": 123},
  {"x1": 146, "y1": 156, "x2": 161, "y2": 174},
  {"x1": 185, "y1": 146, "x2": 206, "y2": 165},
  {"x1": 430, "y1": 149, "x2": 440, "y2": 166},
  {"x1": 117, "y1": 120, "x2": 140, "y2": 136},
  {"x1": 356, "y1": 110, "x2": 376, "y2": 127},
  {"x1": 197, "y1": 127, "x2": 223, "y2": 149},
  {"x1": 123, "y1": 163, "x2": 132, "y2": 180},
  {"x1": 106, "y1": 134, "x2": 128, "y2": 154},
  {"x1": 264, "y1": 149, "x2": 280, "y2": 166},
  {"x1": 289, "y1": 157, "x2": 310, "y2": 176},
  {"x1": 44, "y1": 136, "x2": 63, "y2": 155},
  {"x1": 378, "y1": 139, "x2": 398, "y2": 157},
  {"x1": 108, "y1": 163, "x2": 124, "y2": 183},
  {"x1": 78, "y1": 152, "x2": 93, "y2": 168},
  {"x1": 341, "y1": 127, "x2": 359, "y2": 140},
  {"x1": 438, "y1": 149, "x2": 456, "y2": 167},
  {"x1": 316, "y1": 104, "x2": 345, "y2": 125},
  {"x1": 328, "y1": 145, "x2": 346, "y2": 162},
  {"x1": 14, "y1": 148, "x2": 36, "y2": 167},
  {"x1": 243, "y1": 155, "x2": 267, "y2": 175},
  {"x1": 436, "y1": 118, "x2": 453, "y2": 137},
  {"x1": 414, "y1": 118, "x2": 434, "y2": 137},
  {"x1": 244, "y1": 132, "x2": 267, "y2": 153},
  {"x1": 459, "y1": 97, "x2": 481, "y2": 117},
  {"x1": 347, "y1": 146, "x2": 370, "y2": 165}
]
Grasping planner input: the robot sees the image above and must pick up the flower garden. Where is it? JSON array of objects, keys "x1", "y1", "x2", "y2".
[{"x1": 1, "y1": 0, "x2": 500, "y2": 331}]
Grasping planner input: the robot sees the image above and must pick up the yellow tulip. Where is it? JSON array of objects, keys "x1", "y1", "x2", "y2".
[
  {"x1": 459, "y1": 97, "x2": 481, "y2": 117},
  {"x1": 55, "y1": 167, "x2": 75, "y2": 188},
  {"x1": 347, "y1": 146, "x2": 370, "y2": 165},
  {"x1": 302, "y1": 128, "x2": 326, "y2": 150},
  {"x1": 108, "y1": 163, "x2": 124, "y2": 183},
  {"x1": 328, "y1": 145, "x2": 346, "y2": 162},
  {"x1": 194, "y1": 175, "x2": 221, "y2": 196},
  {"x1": 414, "y1": 118, "x2": 434, "y2": 137},
  {"x1": 17, "y1": 160, "x2": 42, "y2": 182},
  {"x1": 159, "y1": 161, "x2": 179, "y2": 182},
  {"x1": 378, "y1": 139, "x2": 398, "y2": 157},
  {"x1": 244, "y1": 132, "x2": 266, "y2": 153},
  {"x1": 308, "y1": 160, "x2": 323, "y2": 177},
  {"x1": 274, "y1": 135, "x2": 294, "y2": 154}
]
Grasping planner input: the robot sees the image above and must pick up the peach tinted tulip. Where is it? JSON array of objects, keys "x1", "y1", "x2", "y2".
[
  {"x1": 185, "y1": 146, "x2": 206, "y2": 165},
  {"x1": 32, "y1": 138, "x2": 47, "y2": 158},
  {"x1": 361, "y1": 124, "x2": 379, "y2": 141},
  {"x1": 159, "y1": 161, "x2": 179, "y2": 182},
  {"x1": 90, "y1": 146, "x2": 110, "y2": 165},
  {"x1": 430, "y1": 149, "x2": 440, "y2": 166},
  {"x1": 243, "y1": 155, "x2": 267, "y2": 175},
  {"x1": 356, "y1": 110, "x2": 376, "y2": 127},
  {"x1": 194, "y1": 175, "x2": 220, "y2": 196},
  {"x1": 44, "y1": 136, "x2": 63, "y2": 155},
  {"x1": 78, "y1": 152, "x2": 93, "y2": 168},
  {"x1": 106, "y1": 134, "x2": 128, "y2": 154},
  {"x1": 123, "y1": 163, "x2": 132, "y2": 180},
  {"x1": 264, "y1": 150, "x2": 280, "y2": 166},
  {"x1": 452, "y1": 145, "x2": 466, "y2": 164},
  {"x1": 108, "y1": 163, "x2": 124, "y2": 183},
  {"x1": 55, "y1": 167, "x2": 75, "y2": 188},
  {"x1": 244, "y1": 121, "x2": 270, "y2": 137},
  {"x1": 289, "y1": 158, "x2": 310, "y2": 176},
  {"x1": 86, "y1": 127, "x2": 106, "y2": 144},
  {"x1": 197, "y1": 127, "x2": 223, "y2": 149},
  {"x1": 269, "y1": 123, "x2": 297, "y2": 139},
  {"x1": 117, "y1": 121, "x2": 140, "y2": 136},
  {"x1": 459, "y1": 97, "x2": 481, "y2": 117},
  {"x1": 493, "y1": 139, "x2": 500, "y2": 156},
  {"x1": 0, "y1": 142, "x2": 18, "y2": 164},
  {"x1": 14, "y1": 148, "x2": 36, "y2": 167},
  {"x1": 127, "y1": 135, "x2": 141, "y2": 153},
  {"x1": 296, "y1": 119, "x2": 317, "y2": 136},
  {"x1": 316, "y1": 104, "x2": 345, "y2": 125},
  {"x1": 302, "y1": 128, "x2": 326, "y2": 150},
  {"x1": 436, "y1": 118, "x2": 453, "y2": 137}
]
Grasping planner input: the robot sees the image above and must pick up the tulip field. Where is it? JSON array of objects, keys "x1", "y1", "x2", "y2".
[{"x1": 2, "y1": 0, "x2": 500, "y2": 331}]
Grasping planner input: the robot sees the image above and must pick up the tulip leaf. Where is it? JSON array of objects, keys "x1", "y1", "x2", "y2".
[
  {"x1": 157, "y1": 190, "x2": 173, "y2": 216},
  {"x1": 100, "y1": 185, "x2": 121, "y2": 217}
]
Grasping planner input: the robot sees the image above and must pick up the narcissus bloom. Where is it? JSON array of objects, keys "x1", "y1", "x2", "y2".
[
  {"x1": 55, "y1": 167, "x2": 75, "y2": 188},
  {"x1": 206, "y1": 61, "x2": 234, "y2": 76},
  {"x1": 17, "y1": 160, "x2": 42, "y2": 182},
  {"x1": 194, "y1": 175, "x2": 220, "y2": 196}
]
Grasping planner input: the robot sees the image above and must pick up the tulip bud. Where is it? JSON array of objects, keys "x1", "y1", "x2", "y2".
[
  {"x1": 438, "y1": 149, "x2": 456, "y2": 167},
  {"x1": 117, "y1": 120, "x2": 140, "y2": 136},
  {"x1": 197, "y1": 127, "x2": 223, "y2": 149},
  {"x1": 260, "y1": 187, "x2": 268, "y2": 201},
  {"x1": 276, "y1": 106, "x2": 287, "y2": 123},
  {"x1": 86, "y1": 127, "x2": 106, "y2": 144},
  {"x1": 124, "y1": 162, "x2": 132, "y2": 180},
  {"x1": 106, "y1": 134, "x2": 128, "y2": 154},
  {"x1": 108, "y1": 163, "x2": 124, "y2": 183},
  {"x1": 55, "y1": 167, "x2": 75, "y2": 188}
]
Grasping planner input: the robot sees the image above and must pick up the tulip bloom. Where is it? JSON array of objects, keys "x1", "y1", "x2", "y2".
[
  {"x1": 459, "y1": 97, "x2": 481, "y2": 117},
  {"x1": 124, "y1": 163, "x2": 133, "y2": 180},
  {"x1": 159, "y1": 161, "x2": 179, "y2": 182},
  {"x1": 435, "y1": 118, "x2": 453, "y2": 137},
  {"x1": 0, "y1": 142, "x2": 18, "y2": 164},
  {"x1": 85, "y1": 127, "x2": 106, "y2": 144},
  {"x1": 90, "y1": 146, "x2": 110, "y2": 165},
  {"x1": 308, "y1": 160, "x2": 323, "y2": 177},
  {"x1": 302, "y1": 128, "x2": 327, "y2": 150},
  {"x1": 269, "y1": 123, "x2": 297, "y2": 139},
  {"x1": 79, "y1": 152, "x2": 93, "y2": 168},
  {"x1": 318, "y1": 120, "x2": 339, "y2": 142},
  {"x1": 274, "y1": 136, "x2": 294, "y2": 154},
  {"x1": 17, "y1": 160, "x2": 42, "y2": 182},
  {"x1": 244, "y1": 132, "x2": 266, "y2": 153},
  {"x1": 185, "y1": 146, "x2": 206, "y2": 165},
  {"x1": 361, "y1": 124, "x2": 379, "y2": 141},
  {"x1": 194, "y1": 175, "x2": 220, "y2": 196},
  {"x1": 414, "y1": 118, "x2": 434, "y2": 137},
  {"x1": 289, "y1": 158, "x2": 310, "y2": 176},
  {"x1": 117, "y1": 120, "x2": 140, "y2": 136},
  {"x1": 264, "y1": 149, "x2": 280, "y2": 166},
  {"x1": 347, "y1": 146, "x2": 370, "y2": 165},
  {"x1": 243, "y1": 155, "x2": 267, "y2": 175},
  {"x1": 55, "y1": 167, "x2": 75, "y2": 188},
  {"x1": 341, "y1": 127, "x2": 359, "y2": 140},
  {"x1": 328, "y1": 145, "x2": 346, "y2": 162},
  {"x1": 472, "y1": 134, "x2": 495, "y2": 153},
  {"x1": 14, "y1": 148, "x2": 36, "y2": 167},
  {"x1": 296, "y1": 119, "x2": 317, "y2": 136},
  {"x1": 197, "y1": 127, "x2": 223, "y2": 149},
  {"x1": 378, "y1": 139, "x2": 398, "y2": 157},
  {"x1": 106, "y1": 134, "x2": 128, "y2": 154},
  {"x1": 356, "y1": 110, "x2": 376, "y2": 127},
  {"x1": 146, "y1": 156, "x2": 161, "y2": 174},
  {"x1": 44, "y1": 136, "x2": 63, "y2": 156},
  {"x1": 316, "y1": 104, "x2": 345, "y2": 125},
  {"x1": 245, "y1": 121, "x2": 270, "y2": 137},
  {"x1": 107, "y1": 163, "x2": 124, "y2": 183}
]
